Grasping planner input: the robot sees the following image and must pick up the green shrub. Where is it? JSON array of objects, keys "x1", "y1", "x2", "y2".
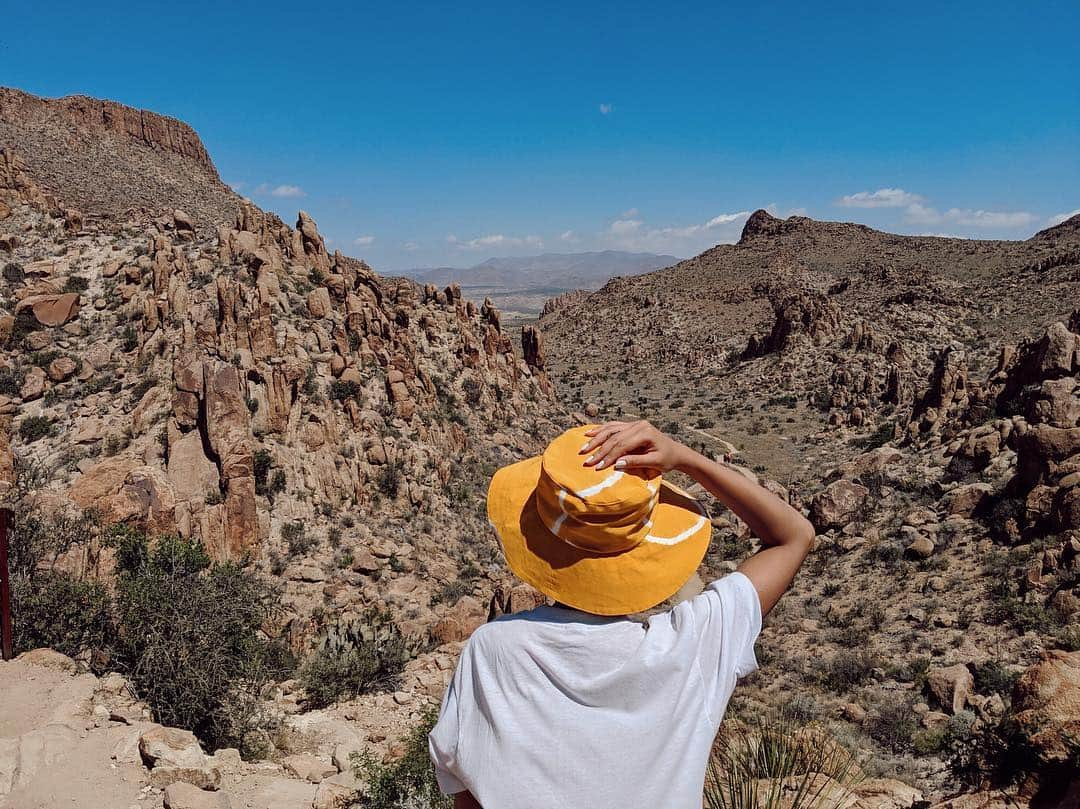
[
  {"x1": 121, "y1": 323, "x2": 139, "y2": 353},
  {"x1": 704, "y1": 716, "x2": 862, "y2": 809},
  {"x1": 282, "y1": 521, "x2": 316, "y2": 556},
  {"x1": 329, "y1": 379, "x2": 363, "y2": 402},
  {"x1": 3, "y1": 261, "x2": 25, "y2": 284},
  {"x1": 348, "y1": 708, "x2": 450, "y2": 808},
  {"x1": 0, "y1": 366, "x2": 24, "y2": 397},
  {"x1": 972, "y1": 661, "x2": 1019, "y2": 695},
  {"x1": 63, "y1": 275, "x2": 90, "y2": 293},
  {"x1": 866, "y1": 695, "x2": 917, "y2": 752},
  {"x1": 299, "y1": 609, "x2": 415, "y2": 709},
  {"x1": 18, "y1": 415, "x2": 54, "y2": 443},
  {"x1": 111, "y1": 530, "x2": 290, "y2": 754},
  {"x1": 377, "y1": 462, "x2": 401, "y2": 499},
  {"x1": 819, "y1": 649, "x2": 877, "y2": 693},
  {"x1": 12, "y1": 572, "x2": 113, "y2": 661}
]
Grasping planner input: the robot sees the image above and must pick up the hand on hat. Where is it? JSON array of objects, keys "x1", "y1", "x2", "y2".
[{"x1": 579, "y1": 420, "x2": 689, "y2": 473}]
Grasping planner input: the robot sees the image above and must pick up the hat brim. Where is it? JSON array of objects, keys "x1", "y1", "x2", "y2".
[{"x1": 487, "y1": 457, "x2": 711, "y2": 615}]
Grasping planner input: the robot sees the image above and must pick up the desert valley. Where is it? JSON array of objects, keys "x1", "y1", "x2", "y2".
[{"x1": 0, "y1": 85, "x2": 1077, "y2": 809}]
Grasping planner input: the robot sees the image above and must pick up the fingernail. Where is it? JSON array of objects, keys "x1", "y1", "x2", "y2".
[
  {"x1": 614, "y1": 459, "x2": 626, "y2": 469},
  {"x1": 585, "y1": 455, "x2": 594, "y2": 463},
  {"x1": 595, "y1": 460, "x2": 605, "y2": 470},
  {"x1": 580, "y1": 442, "x2": 590, "y2": 453}
]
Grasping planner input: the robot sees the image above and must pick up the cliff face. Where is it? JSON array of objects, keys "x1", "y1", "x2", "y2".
[
  {"x1": 0, "y1": 89, "x2": 566, "y2": 652},
  {"x1": 0, "y1": 87, "x2": 237, "y2": 226}
]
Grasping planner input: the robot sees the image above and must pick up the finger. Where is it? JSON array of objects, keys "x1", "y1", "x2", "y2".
[
  {"x1": 581, "y1": 422, "x2": 627, "y2": 455},
  {"x1": 590, "y1": 423, "x2": 649, "y2": 469},
  {"x1": 584, "y1": 420, "x2": 625, "y2": 438},
  {"x1": 613, "y1": 452, "x2": 662, "y2": 470}
]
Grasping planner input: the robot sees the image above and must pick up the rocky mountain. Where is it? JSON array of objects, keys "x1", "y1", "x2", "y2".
[
  {"x1": 407, "y1": 250, "x2": 678, "y2": 290},
  {"x1": 541, "y1": 209, "x2": 1080, "y2": 802},
  {"x1": 0, "y1": 88, "x2": 565, "y2": 653},
  {"x1": 405, "y1": 250, "x2": 678, "y2": 323},
  {"x1": 0, "y1": 88, "x2": 238, "y2": 228},
  {"x1": 541, "y1": 208, "x2": 1080, "y2": 483}
]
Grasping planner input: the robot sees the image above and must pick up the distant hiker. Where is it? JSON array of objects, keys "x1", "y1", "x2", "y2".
[{"x1": 430, "y1": 421, "x2": 814, "y2": 809}]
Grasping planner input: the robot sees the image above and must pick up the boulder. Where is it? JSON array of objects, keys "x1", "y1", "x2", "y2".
[
  {"x1": 902, "y1": 533, "x2": 937, "y2": 557},
  {"x1": 307, "y1": 287, "x2": 332, "y2": 318},
  {"x1": 15, "y1": 292, "x2": 81, "y2": 327},
  {"x1": 68, "y1": 455, "x2": 141, "y2": 509},
  {"x1": 944, "y1": 482, "x2": 993, "y2": 516},
  {"x1": 14, "y1": 647, "x2": 79, "y2": 672},
  {"x1": 172, "y1": 209, "x2": 196, "y2": 236},
  {"x1": 19, "y1": 366, "x2": 46, "y2": 400},
  {"x1": 431, "y1": 595, "x2": 486, "y2": 644},
  {"x1": 809, "y1": 480, "x2": 869, "y2": 531},
  {"x1": 852, "y1": 778, "x2": 924, "y2": 808},
  {"x1": 927, "y1": 663, "x2": 974, "y2": 715},
  {"x1": 46, "y1": 356, "x2": 77, "y2": 382},
  {"x1": 139, "y1": 725, "x2": 221, "y2": 791},
  {"x1": 139, "y1": 726, "x2": 207, "y2": 770},
  {"x1": 282, "y1": 753, "x2": 337, "y2": 783},
  {"x1": 163, "y1": 781, "x2": 231, "y2": 809},
  {"x1": 1010, "y1": 650, "x2": 1080, "y2": 764}
]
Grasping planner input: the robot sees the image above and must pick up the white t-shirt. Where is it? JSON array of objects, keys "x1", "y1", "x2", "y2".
[{"x1": 428, "y1": 571, "x2": 762, "y2": 809}]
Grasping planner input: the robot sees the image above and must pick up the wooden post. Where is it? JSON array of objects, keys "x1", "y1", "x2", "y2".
[{"x1": 0, "y1": 507, "x2": 11, "y2": 660}]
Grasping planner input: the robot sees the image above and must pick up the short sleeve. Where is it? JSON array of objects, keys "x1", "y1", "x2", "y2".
[
  {"x1": 428, "y1": 659, "x2": 468, "y2": 795},
  {"x1": 685, "y1": 571, "x2": 762, "y2": 723}
]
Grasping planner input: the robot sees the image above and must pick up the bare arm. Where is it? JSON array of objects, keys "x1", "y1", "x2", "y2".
[{"x1": 581, "y1": 420, "x2": 814, "y2": 615}]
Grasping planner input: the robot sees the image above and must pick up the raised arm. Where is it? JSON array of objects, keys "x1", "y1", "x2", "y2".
[{"x1": 580, "y1": 420, "x2": 814, "y2": 615}]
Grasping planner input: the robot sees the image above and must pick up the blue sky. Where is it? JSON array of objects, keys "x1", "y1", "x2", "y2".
[{"x1": 4, "y1": 1, "x2": 1078, "y2": 270}]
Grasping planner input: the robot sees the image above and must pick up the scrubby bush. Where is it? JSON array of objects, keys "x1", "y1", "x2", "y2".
[
  {"x1": 18, "y1": 415, "x2": 54, "y2": 443},
  {"x1": 349, "y1": 708, "x2": 450, "y2": 808},
  {"x1": 12, "y1": 572, "x2": 113, "y2": 660},
  {"x1": 282, "y1": 520, "x2": 316, "y2": 556},
  {"x1": 377, "y1": 462, "x2": 401, "y2": 499},
  {"x1": 2, "y1": 261, "x2": 25, "y2": 284},
  {"x1": 819, "y1": 648, "x2": 877, "y2": 693},
  {"x1": 704, "y1": 716, "x2": 861, "y2": 809},
  {"x1": 111, "y1": 529, "x2": 291, "y2": 754},
  {"x1": 63, "y1": 275, "x2": 90, "y2": 293},
  {"x1": 866, "y1": 694, "x2": 917, "y2": 752},
  {"x1": 329, "y1": 379, "x2": 363, "y2": 402},
  {"x1": 0, "y1": 366, "x2": 23, "y2": 396},
  {"x1": 299, "y1": 608, "x2": 416, "y2": 708},
  {"x1": 972, "y1": 661, "x2": 1019, "y2": 695}
]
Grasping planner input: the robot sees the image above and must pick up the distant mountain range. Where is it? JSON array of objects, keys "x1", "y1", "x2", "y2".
[{"x1": 405, "y1": 250, "x2": 679, "y2": 291}]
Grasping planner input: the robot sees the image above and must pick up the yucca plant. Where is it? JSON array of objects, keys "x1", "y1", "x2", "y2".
[{"x1": 704, "y1": 717, "x2": 863, "y2": 809}]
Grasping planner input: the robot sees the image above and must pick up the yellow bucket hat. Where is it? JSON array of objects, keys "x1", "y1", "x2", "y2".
[{"x1": 487, "y1": 425, "x2": 711, "y2": 615}]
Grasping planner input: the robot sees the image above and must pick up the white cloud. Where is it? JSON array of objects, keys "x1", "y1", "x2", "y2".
[
  {"x1": 599, "y1": 103, "x2": 612, "y2": 115},
  {"x1": 353, "y1": 235, "x2": 375, "y2": 246},
  {"x1": 903, "y1": 204, "x2": 1037, "y2": 229},
  {"x1": 1047, "y1": 209, "x2": 1080, "y2": 227},
  {"x1": 269, "y1": 184, "x2": 306, "y2": 198},
  {"x1": 560, "y1": 230, "x2": 579, "y2": 242},
  {"x1": 620, "y1": 207, "x2": 639, "y2": 218},
  {"x1": 449, "y1": 233, "x2": 544, "y2": 250},
  {"x1": 228, "y1": 181, "x2": 246, "y2": 192},
  {"x1": 602, "y1": 210, "x2": 752, "y2": 252},
  {"x1": 609, "y1": 219, "x2": 642, "y2": 235},
  {"x1": 403, "y1": 242, "x2": 419, "y2": 251},
  {"x1": 837, "y1": 188, "x2": 922, "y2": 208},
  {"x1": 251, "y1": 182, "x2": 306, "y2": 198}
]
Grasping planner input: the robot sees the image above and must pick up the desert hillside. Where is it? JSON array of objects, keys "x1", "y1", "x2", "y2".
[{"x1": 0, "y1": 88, "x2": 1077, "y2": 809}]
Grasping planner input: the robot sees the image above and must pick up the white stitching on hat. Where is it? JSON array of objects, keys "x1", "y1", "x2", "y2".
[
  {"x1": 645, "y1": 514, "x2": 707, "y2": 546},
  {"x1": 573, "y1": 470, "x2": 624, "y2": 499}
]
